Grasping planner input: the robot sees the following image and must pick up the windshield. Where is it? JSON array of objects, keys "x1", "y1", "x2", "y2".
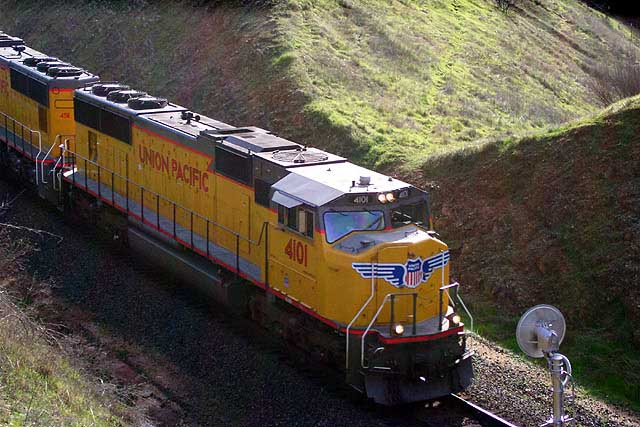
[
  {"x1": 324, "y1": 211, "x2": 385, "y2": 243},
  {"x1": 391, "y1": 201, "x2": 428, "y2": 228}
]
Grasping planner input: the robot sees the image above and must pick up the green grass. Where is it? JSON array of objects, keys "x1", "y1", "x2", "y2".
[
  {"x1": 0, "y1": 300, "x2": 126, "y2": 426},
  {"x1": 270, "y1": 0, "x2": 640, "y2": 166}
]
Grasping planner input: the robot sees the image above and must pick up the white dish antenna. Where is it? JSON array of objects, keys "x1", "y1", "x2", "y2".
[
  {"x1": 516, "y1": 304, "x2": 566, "y2": 358},
  {"x1": 516, "y1": 305, "x2": 573, "y2": 426}
]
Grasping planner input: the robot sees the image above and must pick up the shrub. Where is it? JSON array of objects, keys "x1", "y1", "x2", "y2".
[
  {"x1": 495, "y1": 0, "x2": 517, "y2": 13},
  {"x1": 589, "y1": 56, "x2": 640, "y2": 105}
]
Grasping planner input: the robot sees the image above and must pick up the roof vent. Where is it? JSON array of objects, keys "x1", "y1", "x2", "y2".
[
  {"x1": 36, "y1": 61, "x2": 68, "y2": 73},
  {"x1": 272, "y1": 148, "x2": 329, "y2": 164},
  {"x1": 91, "y1": 83, "x2": 130, "y2": 97},
  {"x1": 23, "y1": 57, "x2": 58, "y2": 67},
  {"x1": 128, "y1": 96, "x2": 168, "y2": 110},
  {"x1": 47, "y1": 66, "x2": 83, "y2": 78},
  {"x1": 0, "y1": 34, "x2": 24, "y2": 48},
  {"x1": 106, "y1": 90, "x2": 147, "y2": 103},
  {"x1": 359, "y1": 176, "x2": 371, "y2": 186}
]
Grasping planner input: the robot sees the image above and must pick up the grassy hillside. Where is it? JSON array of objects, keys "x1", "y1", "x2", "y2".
[
  {"x1": 418, "y1": 96, "x2": 640, "y2": 408},
  {"x1": 1, "y1": 0, "x2": 638, "y2": 166},
  {"x1": 272, "y1": 0, "x2": 640, "y2": 166},
  {"x1": 1, "y1": 0, "x2": 639, "y2": 411}
]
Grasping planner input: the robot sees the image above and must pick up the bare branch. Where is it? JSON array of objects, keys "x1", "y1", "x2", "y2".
[{"x1": 0, "y1": 223, "x2": 63, "y2": 245}]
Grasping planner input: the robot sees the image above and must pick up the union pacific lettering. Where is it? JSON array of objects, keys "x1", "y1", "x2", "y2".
[{"x1": 138, "y1": 145, "x2": 210, "y2": 192}]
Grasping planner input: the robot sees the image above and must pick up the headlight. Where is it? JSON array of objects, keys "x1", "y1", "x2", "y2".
[
  {"x1": 385, "y1": 192, "x2": 395, "y2": 202},
  {"x1": 393, "y1": 324, "x2": 405, "y2": 335},
  {"x1": 378, "y1": 194, "x2": 387, "y2": 203},
  {"x1": 451, "y1": 314, "x2": 461, "y2": 325}
]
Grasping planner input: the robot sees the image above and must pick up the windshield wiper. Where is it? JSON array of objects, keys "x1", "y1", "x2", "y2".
[
  {"x1": 364, "y1": 214, "x2": 384, "y2": 230},
  {"x1": 328, "y1": 209, "x2": 348, "y2": 216}
]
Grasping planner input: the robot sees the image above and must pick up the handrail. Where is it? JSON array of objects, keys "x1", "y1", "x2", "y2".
[
  {"x1": 438, "y1": 282, "x2": 459, "y2": 332},
  {"x1": 360, "y1": 292, "x2": 417, "y2": 369},
  {"x1": 0, "y1": 112, "x2": 42, "y2": 182},
  {"x1": 42, "y1": 134, "x2": 74, "y2": 184},
  {"x1": 52, "y1": 138, "x2": 72, "y2": 191},
  {"x1": 456, "y1": 292, "x2": 474, "y2": 334},
  {"x1": 345, "y1": 260, "x2": 377, "y2": 370},
  {"x1": 60, "y1": 146, "x2": 269, "y2": 247}
]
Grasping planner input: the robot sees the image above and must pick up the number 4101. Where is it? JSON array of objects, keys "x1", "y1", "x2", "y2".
[{"x1": 285, "y1": 238, "x2": 308, "y2": 267}]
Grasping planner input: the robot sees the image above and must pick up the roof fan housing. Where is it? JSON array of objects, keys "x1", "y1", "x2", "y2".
[
  {"x1": 106, "y1": 90, "x2": 147, "y2": 103},
  {"x1": 91, "y1": 83, "x2": 130, "y2": 97},
  {"x1": 36, "y1": 61, "x2": 68, "y2": 73},
  {"x1": 128, "y1": 96, "x2": 168, "y2": 110},
  {"x1": 47, "y1": 66, "x2": 83, "y2": 78},
  {"x1": 23, "y1": 56, "x2": 58, "y2": 67},
  {"x1": 272, "y1": 148, "x2": 329, "y2": 164}
]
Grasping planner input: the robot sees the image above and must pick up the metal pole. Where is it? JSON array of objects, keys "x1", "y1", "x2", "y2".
[
  {"x1": 173, "y1": 204, "x2": 176, "y2": 238},
  {"x1": 141, "y1": 188, "x2": 144, "y2": 223},
  {"x1": 97, "y1": 165, "x2": 101, "y2": 198},
  {"x1": 550, "y1": 353, "x2": 565, "y2": 427},
  {"x1": 84, "y1": 159, "x2": 88, "y2": 189},
  {"x1": 190, "y1": 211, "x2": 193, "y2": 248},
  {"x1": 156, "y1": 195, "x2": 160, "y2": 229}
]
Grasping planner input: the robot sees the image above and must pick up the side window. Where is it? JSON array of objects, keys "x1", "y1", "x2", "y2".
[
  {"x1": 278, "y1": 204, "x2": 313, "y2": 238},
  {"x1": 287, "y1": 206, "x2": 298, "y2": 230},
  {"x1": 298, "y1": 209, "x2": 314, "y2": 238}
]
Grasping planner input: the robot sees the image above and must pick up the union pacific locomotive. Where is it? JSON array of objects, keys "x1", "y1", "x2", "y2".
[{"x1": 0, "y1": 31, "x2": 473, "y2": 404}]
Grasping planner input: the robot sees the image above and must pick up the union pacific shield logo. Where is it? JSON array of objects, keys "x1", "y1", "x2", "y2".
[
  {"x1": 352, "y1": 251, "x2": 450, "y2": 289},
  {"x1": 404, "y1": 259, "x2": 423, "y2": 288}
]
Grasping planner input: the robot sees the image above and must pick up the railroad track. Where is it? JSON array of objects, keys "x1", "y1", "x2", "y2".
[{"x1": 416, "y1": 394, "x2": 520, "y2": 427}]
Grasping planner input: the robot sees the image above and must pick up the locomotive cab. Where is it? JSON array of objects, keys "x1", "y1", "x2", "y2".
[{"x1": 268, "y1": 160, "x2": 473, "y2": 404}]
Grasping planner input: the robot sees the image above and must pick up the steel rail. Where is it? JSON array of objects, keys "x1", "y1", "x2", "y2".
[{"x1": 449, "y1": 394, "x2": 520, "y2": 427}]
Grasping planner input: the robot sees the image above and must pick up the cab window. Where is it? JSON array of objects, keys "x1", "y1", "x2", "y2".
[
  {"x1": 324, "y1": 210, "x2": 385, "y2": 243},
  {"x1": 391, "y1": 201, "x2": 427, "y2": 228},
  {"x1": 278, "y1": 205, "x2": 314, "y2": 238}
]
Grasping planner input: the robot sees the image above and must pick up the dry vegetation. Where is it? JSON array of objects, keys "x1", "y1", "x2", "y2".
[{"x1": 0, "y1": 228, "x2": 127, "y2": 426}]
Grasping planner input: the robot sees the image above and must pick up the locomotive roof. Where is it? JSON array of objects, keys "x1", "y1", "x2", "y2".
[
  {"x1": 141, "y1": 111, "x2": 233, "y2": 139},
  {"x1": 0, "y1": 43, "x2": 98, "y2": 88},
  {"x1": 76, "y1": 86, "x2": 184, "y2": 117},
  {"x1": 271, "y1": 161, "x2": 412, "y2": 207},
  {"x1": 77, "y1": 85, "x2": 244, "y2": 141},
  {"x1": 201, "y1": 127, "x2": 302, "y2": 153}
]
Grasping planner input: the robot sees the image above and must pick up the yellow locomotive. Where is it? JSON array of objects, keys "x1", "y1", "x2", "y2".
[{"x1": 0, "y1": 31, "x2": 473, "y2": 405}]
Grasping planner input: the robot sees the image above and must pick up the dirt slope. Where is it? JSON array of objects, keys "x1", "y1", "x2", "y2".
[{"x1": 418, "y1": 96, "x2": 640, "y2": 407}]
